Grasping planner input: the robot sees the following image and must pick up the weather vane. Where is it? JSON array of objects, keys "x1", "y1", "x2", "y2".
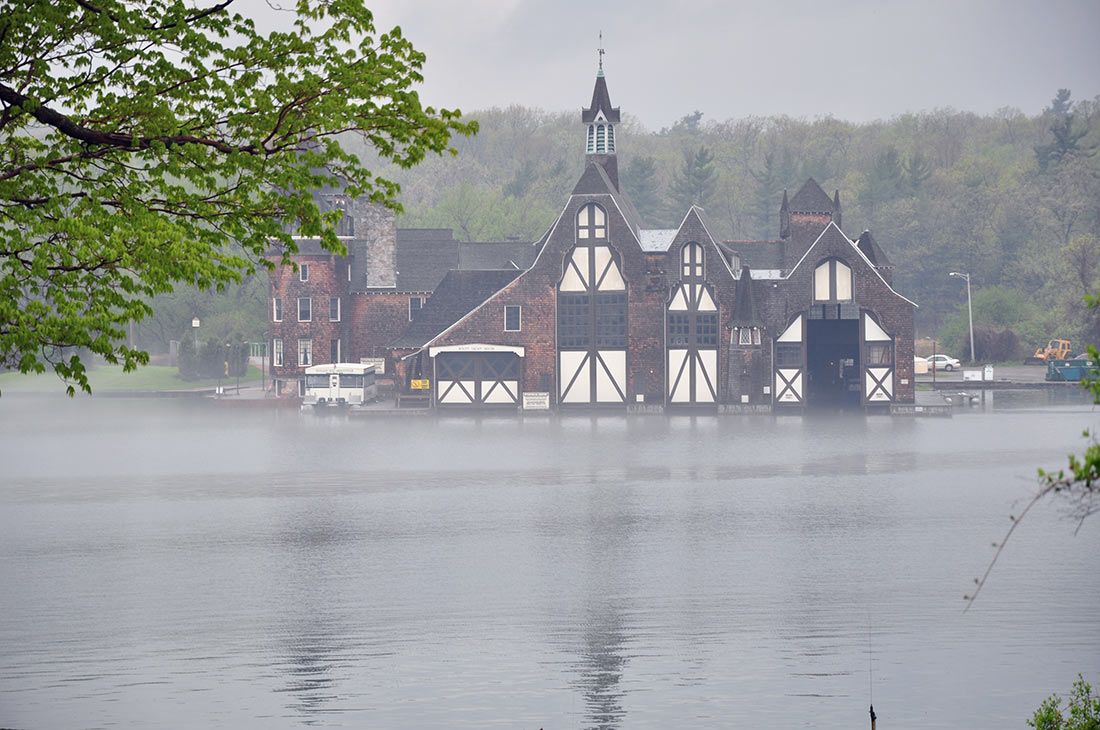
[{"x1": 598, "y1": 31, "x2": 604, "y2": 72}]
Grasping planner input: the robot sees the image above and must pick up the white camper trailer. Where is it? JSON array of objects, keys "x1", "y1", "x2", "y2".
[{"x1": 302, "y1": 363, "x2": 377, "y2": 409}]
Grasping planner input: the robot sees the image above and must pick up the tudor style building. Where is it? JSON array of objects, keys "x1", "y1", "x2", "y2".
[{"x1": 270, "y1": 60, "x2": 916, "y2": 411}]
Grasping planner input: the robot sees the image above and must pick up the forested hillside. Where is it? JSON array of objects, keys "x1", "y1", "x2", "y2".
[
  {"x1": 138, "y1": 91, "x2": 1099, "y2": 362},
  {"x1": 352, "y1": 90, "x2": 1100, "y2": 358}
]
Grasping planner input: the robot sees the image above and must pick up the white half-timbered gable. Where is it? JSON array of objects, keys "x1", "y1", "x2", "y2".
[{"x1": 557, "y1": 201, "x2": 630, "y2": 405}]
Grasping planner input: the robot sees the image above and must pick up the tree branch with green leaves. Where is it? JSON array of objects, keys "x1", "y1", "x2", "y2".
[{"x1": 0, "y1": 0, "x2": 476, "y2": 395}]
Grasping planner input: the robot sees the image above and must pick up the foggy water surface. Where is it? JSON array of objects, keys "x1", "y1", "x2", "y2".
[{"x1": 1, "y1": 396, "x2": 1099, "y2": 729}]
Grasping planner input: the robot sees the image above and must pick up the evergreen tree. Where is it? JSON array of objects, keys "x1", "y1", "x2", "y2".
[
  {"x1": 1035, "y1": 89, "x2": 1094, "y2": 172},
  {"x1": 750, "y1": 147, "x2": 798, "y2": 238},
  {"x1": 622, "y1": 156, "x2": 663, "y2": 225},
  {"x1": 669, "y1": 145, "x2": 718, "y2": 214},
  {"x1": 904, "y1": 151, "x2": 933, "y2": 193}
]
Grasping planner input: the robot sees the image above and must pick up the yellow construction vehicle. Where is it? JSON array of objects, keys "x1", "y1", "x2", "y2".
[{"x1": 1025, "y1": 339, "x2": 1073, "y2": 365}]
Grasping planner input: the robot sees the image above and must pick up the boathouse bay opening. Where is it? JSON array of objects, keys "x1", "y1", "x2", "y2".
[{"x1": 806, "y1": 315, "x2": 860, "y2": 408}]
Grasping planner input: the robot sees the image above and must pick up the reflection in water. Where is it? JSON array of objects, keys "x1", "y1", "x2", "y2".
[
  {"x1": 272, "y1": 506, "x2": 352, "y2": 724},
  {"x1": 576, "y1": 605, "x2": 628, "y2": 730},
  {"x1": 572, "y1": 478, "x2": 634, "y2": 730},
  {"x1": 2, "y1": 397, "x2": 1100, "y2": 729}
]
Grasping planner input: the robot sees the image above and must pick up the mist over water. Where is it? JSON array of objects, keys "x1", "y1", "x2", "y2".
[{"x1": 1, "y1": 396, "x2": 1099, "y2": 729}]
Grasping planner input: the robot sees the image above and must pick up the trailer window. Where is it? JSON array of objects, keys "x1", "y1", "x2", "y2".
[{"x1": 339, "y1": 374, "x2": 365, "y2": 388}]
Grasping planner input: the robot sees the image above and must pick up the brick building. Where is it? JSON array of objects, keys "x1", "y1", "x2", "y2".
[{"x1": 270, "y1": 61, "x2": 915, "y2": 411}]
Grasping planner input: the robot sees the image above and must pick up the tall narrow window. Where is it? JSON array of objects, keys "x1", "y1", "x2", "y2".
[
  {"x1": 273, "y1": 338, "x2": 284, "y2": 367},
  {"x1": 330, "y1": 338, "x2": 341, "y2": 363},
  {"x1": 298, "y1": 339, "x2": 312, "y2": 367},
  {"x1": 299, "y1": 263, "x2": 309, "y2": 282},
  {"x1": 596, "y1": 124, "x2": 606, "y2": 153},
  {"x1": 273, "y1": 297, "x2": 282, "y2": 322},
  {"x1": 409, "y1": 296, "x2": 424, "y2": 321},
  {"x1": 586, "y1": 124, "x2": 595, "y2": 154},
  {"x1": 606, "y1": 125, "x2": 615, "y2": 153},
  {"x1": 329, "y1": 297, "x2": 340, "y2": 322},
  {"x1": 298, "y1": 297, "x2": 311, "y2": 322},
  {"x1": 505, "y1": 305, "x2": 521, "y2": 332}
]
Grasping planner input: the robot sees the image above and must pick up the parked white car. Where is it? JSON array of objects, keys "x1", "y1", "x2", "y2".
[{"x1": 925, "y1": 354, "x2": 961, "y2": 371}]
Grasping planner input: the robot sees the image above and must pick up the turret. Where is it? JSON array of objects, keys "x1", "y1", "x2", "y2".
[{"x1": 581, "y1": 46, "x2": 620, "y2": 190}]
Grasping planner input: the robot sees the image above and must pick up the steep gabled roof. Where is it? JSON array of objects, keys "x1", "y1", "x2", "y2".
[
  {"x1": 855, "y1": 230, "x2": 893, "y2": 269},
  {"x1": 726, "y1": 239, "x2": 785, "y2": 270},
  {"x1": 394, "y1": 228, "x2": 460, "y2": 292},
  {"x1": 789, "y1": 178, "x2": 836, "y2": 213},
  {"x1": 571, "y1": 161, "x2": 642, "y2": 235},
  {"x1": 676, "y1": 205, "x2": 735, "y2": 278},
  {"x1": 458, "y1": 241, "x2": 538, "y2": 271},
  {"x1": 788, "y1": 222, "x2": 917, "y2": 307},
  {"x1": 729, "y1": 265, "x2": 765, "y2": 328},
  {"x1": 581, "y1": 74, "x2": 620, "y2": 124},
  {"x1": 389, "y1": 269, "x2": 522, "y2": 349}
]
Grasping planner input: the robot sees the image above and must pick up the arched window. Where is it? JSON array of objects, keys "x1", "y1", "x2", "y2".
[
  {"x1": 577, "y1": 203, "x2": 607, "y2": 241},
  {"x1": 681, "y1": 242, "x2": 704, "y2": 280},
  {"x1": 586, "y1": 125, "x2": 595, "y2": 154},
  {"x1": 596, "y1": 124, "x2": 606, "y2": 153},
  {"x1": 606, "y1": 125, "x2": 615, "y2": 153},
  {"x1": 814, "y1": 258, "x2": 853, "y2": 301}
]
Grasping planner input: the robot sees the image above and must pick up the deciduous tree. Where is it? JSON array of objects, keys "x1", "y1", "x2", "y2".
[{"x1": 0, "y1": 0, "x2": 475, "y2": 395}]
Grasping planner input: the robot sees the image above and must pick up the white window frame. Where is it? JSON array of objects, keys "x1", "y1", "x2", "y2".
[
  {"x1": 298, "y1": 297, "x2": 311, "y2": 322},
  {"x1": 273, "y1": 338, "x2": 283, "y2": 367},
  {"x1": 299, "y1": 263, "x2": 309, "y2": 282},
  {"x1": 814, "y1": 259, "x2": 853, "y2": 302},
  {"x1": 272, "y1": 297, "x2": 282, "y2": 322},
  {"x1": 409, "y1": 296, "x2": 424, "y2": 321},
  {"x1": 505, "y1": 305, "x2": 521, "y2": 332},
  {"x1": 297, "y1": 339, "x2": 312, "y2": 367},
  {"x1": 738, "y1": 328, "x2": 752, "y2": 345},
  {"x1": 329, "y1": 296, "x2": 341, "y2": 322}
]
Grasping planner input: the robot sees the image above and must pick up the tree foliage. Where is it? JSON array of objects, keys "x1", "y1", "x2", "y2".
[
  {"x1": 371, "y1": 88, "x2": 1100, "y2": 348},
  {"x1": 668, "y1": 145, "x2": 718, "y2": 214},
  {"x1": 1028, "y1": 675, "x2": 1100, "y2": 730},
  {"x1": 0, "y1": 0, "x2": 474, "y2": 395}
]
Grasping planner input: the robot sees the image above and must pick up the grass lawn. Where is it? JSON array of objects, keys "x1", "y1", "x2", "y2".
[{"x1": 0, "y1": 364, "x2": 264, "y2": 394}]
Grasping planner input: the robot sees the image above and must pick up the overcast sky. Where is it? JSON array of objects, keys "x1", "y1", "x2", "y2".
[{"x1": 337, "y1": 0, "x2": 1098, "y2": 130}]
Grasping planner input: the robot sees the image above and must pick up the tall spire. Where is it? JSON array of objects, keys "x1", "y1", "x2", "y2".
[{"x1": 581, "y1": 43, "x2": 620, "y2": 189}]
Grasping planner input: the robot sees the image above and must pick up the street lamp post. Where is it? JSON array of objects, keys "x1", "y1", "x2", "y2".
[
  {"x1": 261, "y1": 333, "x2": 267, "y2": 395},
  {"x1": 949, "y1": 272, "x2": 975, "y2": 363},
  {"x1": 191, "y1": 317, "x2": 200, "y2": 348}
]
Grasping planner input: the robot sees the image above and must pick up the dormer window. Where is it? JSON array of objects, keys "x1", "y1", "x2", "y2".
[{"x1": 814, "y1": 258, "x2": 853, "y2": 302}]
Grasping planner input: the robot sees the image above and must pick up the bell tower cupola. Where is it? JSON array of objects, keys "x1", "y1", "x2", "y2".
[{"x1": 582, "y1": 37, "x2": 620, "y2": 189}]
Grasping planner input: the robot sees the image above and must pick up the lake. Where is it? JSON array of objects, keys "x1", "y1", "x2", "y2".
[{"x1": 1, "y1": 395, "x2": 1098, "y2": 729}]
